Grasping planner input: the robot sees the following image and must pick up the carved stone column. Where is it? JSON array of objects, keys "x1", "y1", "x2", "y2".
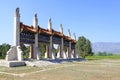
[
  {"x1": 6, "y1": 8, "x2": 23, "y2": 61},
  {"x1": 48, "y1": 18, "x2": 55, "y2": 59},
  {"x1": 33, "y1": 14, "x2": 41, "y2": 60}
]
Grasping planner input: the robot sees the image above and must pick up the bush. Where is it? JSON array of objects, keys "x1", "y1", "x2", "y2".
[
  {"x1": 97, "y1": 52, "x2": 113, "y2": 56},
  {"x1": 0, "y1": 43, "x2": 11, "y2": 59}
]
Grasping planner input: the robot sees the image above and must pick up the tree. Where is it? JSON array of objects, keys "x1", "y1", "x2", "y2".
[
  {"x1": 85, "y1": 40, "x2": 92, "y2": 56},
  {"x1": 0, "y1": 43, "x2": 11, "y2": 59},
  {"x1": 21, "y1": 44, "x2": 30, "y2": 58},
  {"x1": 76, "y1": 36, "x2": 93, "y2": 58},
  {"x1": 39, "y1": 44, "x2": 46, "y2": 58}
]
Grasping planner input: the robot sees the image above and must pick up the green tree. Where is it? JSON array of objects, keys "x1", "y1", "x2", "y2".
[
  {"x1": 0, "y1": 43, "x2": 11, "y2": 59},
  {"x1": 76, "y1": 36, "x2": 93, "y2": 58},
  {"x1": 21, "y1": 44, "x2": 30, "y2": 59},
  {"x1": 39, "y1": 44, "x2": 46, "y2": 58},
  {"x1": 85, "y1": 39, "x2": 93, "y2": 56}
]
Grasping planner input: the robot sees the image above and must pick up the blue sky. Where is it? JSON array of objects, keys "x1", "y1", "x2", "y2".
[{"x1": 0, "y1": 0, "x2": 120, "y2": 45}]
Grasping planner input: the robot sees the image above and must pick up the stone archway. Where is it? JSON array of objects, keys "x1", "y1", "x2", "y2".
[{"x1": 6, "y1": 8, "x2": 78, "y2": 61}]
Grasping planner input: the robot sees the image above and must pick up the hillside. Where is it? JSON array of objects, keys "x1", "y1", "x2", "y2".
[{"x1": 92, "y1": 42, "x2": 120, "y2": 54}]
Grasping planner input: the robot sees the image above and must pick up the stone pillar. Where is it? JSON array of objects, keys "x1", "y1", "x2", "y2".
[
  {"x1": 71, "y1": 49, "x2": 75, "y2": 58},
  {"x1": 62, "y1": 38, "x2": 67, "y2": 59},
  {"x1": 57, "y1": 24, "x2": 63, "y2": 58},
  {"x1": 33, "y1": 14, "x2": 41, "y2": 60},
  {"x1": 66, "y1": 29, "x2": 72, "y2": 58},
  {"x1": 69, "y1": 41, "x2": 72, "y2": 58},
  {"x1": 73, "y1": 49, "x2": 76, "y2": 58},
  {"x1": 6, "y1": 8, "x2": 23, "y2": 61},
  {"x1": 29, "y1": 45, "x2": 33, "y2": 58},
  {"x1": 60, "y1": 24, "x2": 67, "y2": 59},
  {"x1": 73, "y1": 33, "x2": 77, "y2": 58},
  {"x1": 66, "y1": 47, "x2": 69, "y2": 58},
  {"x1": 50, "y1": 36, "x2": 55, "y2": 59},
  {"x1": 48, "y1": 18, "x2": 55, "y2": 59},
  {"x1": 14, "y1": 8, "x2": 20, "y2": 46}
]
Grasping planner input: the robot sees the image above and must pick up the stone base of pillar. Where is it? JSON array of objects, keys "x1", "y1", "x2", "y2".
[
  {"x1": 45, "y1": 52, "x2": 48, "y2": 58},
  {"x1": 57, "y1": 45, "x2": 61, "y2": 58},
  {"x1": 76, "y1": 53, "x2": 79, "y2": 58},
  {"x1": 66, "y1": 51, "x2": 71, "y2": 59},
  {"x1": 63, "y1": 51, "x2": 67, "y2": 59},
  {"x1": 17, "y1": 46, "x2": 23, "y2": 61},
  {"x1": 6, "y1": 46, "x2": 23, "y2": 61},
  {"x1": 57, "y1": 51, "x2": 60, "y2": 58},
  {"x1": 52, "y1": 52, "x2": 56, "y2": 59},
  {"x1": 71, "y1": 50, "x2": 75, "y2": 58},
  {"x1": 45, "y1": 44, "x2": 49, "y2": 58},
  {"x1": 33, "y1": 47, "x2": 41, "y2": 60},
  {"x1": 71, "y1": 53, "x2": 74, "y2": 59},
  {"x1": 37, "y1": 48, "x2": 41, "y2": 60}
]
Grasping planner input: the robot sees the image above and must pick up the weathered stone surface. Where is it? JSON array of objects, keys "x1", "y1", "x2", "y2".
[
  {"x1": 63, "y1": 51, "x2": 67, "y2": 59},
  {"x1": 0, "y1": 60, "x2": 25, "y2": 67},
  {"x1": 52, "y1": 52, "x2": 56, "y2": 59},
  {"x1": 17, "y1": 46, "x2": 23, "y2": 61},
  {"x1": 6, "y1": 46, "x2": 17, "y2": 61},
  {"x1": 6, "y1": 46, "x2": 23, "y2": 61}
]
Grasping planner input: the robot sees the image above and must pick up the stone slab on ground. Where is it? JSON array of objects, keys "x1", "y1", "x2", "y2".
[{"x1": 0, "y1": 60, "x2": 25, "y2": 67}]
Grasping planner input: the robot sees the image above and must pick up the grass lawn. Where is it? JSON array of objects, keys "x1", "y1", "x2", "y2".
[
  {"x1": 86, "y1": 55, "x2": 120, "y2": 60},
  {"x1": 0, "y1": 59, "x2": 120, "y2": 80}
]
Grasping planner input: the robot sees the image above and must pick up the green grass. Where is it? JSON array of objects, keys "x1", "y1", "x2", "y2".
[
  {"x1": 0, "y1": 59, "x2": 120, "y2": 80},
  {"x1": 86, "y1": 55, "x2": 120, "y2": 60}
]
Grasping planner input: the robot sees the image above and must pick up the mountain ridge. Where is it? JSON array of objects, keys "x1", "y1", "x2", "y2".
[{"x1": 92, "y1": 42, "x2": 120, "y2": 54}]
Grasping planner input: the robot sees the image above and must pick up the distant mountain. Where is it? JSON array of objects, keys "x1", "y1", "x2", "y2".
[{"x1": 92, "y1": 42, "x2": 120, "y2": 54}]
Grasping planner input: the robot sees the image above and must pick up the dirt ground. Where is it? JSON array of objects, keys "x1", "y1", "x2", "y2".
[{"x1": 0, "y1": 59, "x2": 120, "y2": 80}]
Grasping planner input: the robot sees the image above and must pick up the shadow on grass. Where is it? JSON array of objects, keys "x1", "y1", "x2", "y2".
[
  {"x1": 42, "y1": 58, "x2": 86, "y2": 63},
  {"x1": 86, "y1": 58, "x2": 101, "y2": 61},
  {"x1": 24, "y1": 58, "x2": 86, "y2": 64}
]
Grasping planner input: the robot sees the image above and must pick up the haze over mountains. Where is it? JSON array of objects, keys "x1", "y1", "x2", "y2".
[{"x1": 92, "y1": 42, "x2": 120, "y2": 54}]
